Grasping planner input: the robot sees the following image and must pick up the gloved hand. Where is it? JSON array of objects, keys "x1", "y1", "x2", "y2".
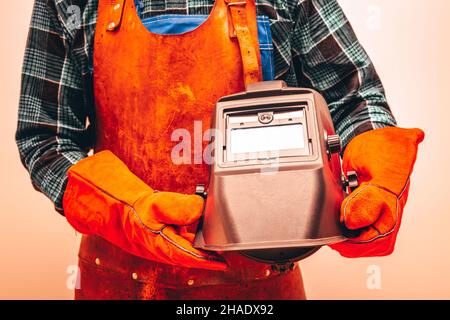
[
  {"x1": 63, "y1": 150, "x2": 227, "y2": 270},
  {"x1": 330, "y1": 127, "x2": 424, "y2": 258}
]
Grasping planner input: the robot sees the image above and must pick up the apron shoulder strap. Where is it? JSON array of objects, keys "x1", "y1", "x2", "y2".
[
  {"x1": 225, "y1": 0, "x2": 263, "y2": 86},
  {"x1": 98, "y1": 0, "x2": 126, "y2": 32}
]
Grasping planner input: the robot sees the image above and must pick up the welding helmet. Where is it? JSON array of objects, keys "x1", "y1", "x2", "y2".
[{"x1": 194, "y1": 81, "x2": 357, "y2": 267}]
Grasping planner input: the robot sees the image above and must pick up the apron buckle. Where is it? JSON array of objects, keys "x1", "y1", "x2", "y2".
[{"x1": 225, "y1": 0, "x2": 247, "y2": 38}]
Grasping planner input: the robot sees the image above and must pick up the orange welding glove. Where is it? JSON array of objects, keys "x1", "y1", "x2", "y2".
[
  {"x1": 62, "y1": 150, "x2": 227, "y2": 270},
  {"x1": 329, "y1": 127, "x2": 424, "y2": 258}
]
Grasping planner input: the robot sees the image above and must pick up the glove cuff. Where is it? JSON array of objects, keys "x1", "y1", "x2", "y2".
[
  {"x1": 343, "y1": 127, "x2": 424, "y2": 195},
  {"x1": 62, "y1": 150, "x2": 154, "y2": 234}
]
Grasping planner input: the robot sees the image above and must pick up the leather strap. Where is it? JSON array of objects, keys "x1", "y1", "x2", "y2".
[
  {"x1": 226, "y1": 0, "x2": 262, "y2": 85},
  {"x1": 106, "y1": 0, "x2": 126, "y2": 32}
]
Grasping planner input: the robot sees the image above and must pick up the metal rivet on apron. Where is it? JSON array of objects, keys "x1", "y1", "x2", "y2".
[
  {"x1": 187, "y1": 279, "x2": 195, "y2": 286},
  {"x1": 108, "y1": 22, "x2": 116, "y2": 30},
  {"x1": 114, "y1": 3, "x2": 121, "y2": 10},
  {"x1": 265, "y1": 269, "x2": 271, "y2": 277},
  {"x1": 95, "y1": 258, "x2": 101, "y2": 266},
  {"x1": 132, "y1": 272, "x2": 138, "y2": 280}
]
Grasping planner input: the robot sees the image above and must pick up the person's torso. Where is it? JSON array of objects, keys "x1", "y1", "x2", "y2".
[
  {"x1": 74, "y1": 0, "x2": 304, "y2": 299},
  {"x1": 56, "y1": 0, "x2": 302, "y2": 101}
]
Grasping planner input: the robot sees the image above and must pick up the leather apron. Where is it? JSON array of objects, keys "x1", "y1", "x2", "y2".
[{"x1": 75, "y1": 0, "x2": 305, "y2": 300}]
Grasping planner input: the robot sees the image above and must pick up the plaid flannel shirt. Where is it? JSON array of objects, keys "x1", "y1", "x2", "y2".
[{"x1": 16, "y1": 0, "x2": 396, "y2": 211}]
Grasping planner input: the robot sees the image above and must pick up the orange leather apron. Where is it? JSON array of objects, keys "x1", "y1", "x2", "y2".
[{"x1": 75, "y1": 0, "x2": 305, "y2": 300}]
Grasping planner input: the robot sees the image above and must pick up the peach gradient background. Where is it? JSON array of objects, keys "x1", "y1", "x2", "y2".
[{"x1": 0, "y1": 0, "x2": 449, "y2": 299}]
